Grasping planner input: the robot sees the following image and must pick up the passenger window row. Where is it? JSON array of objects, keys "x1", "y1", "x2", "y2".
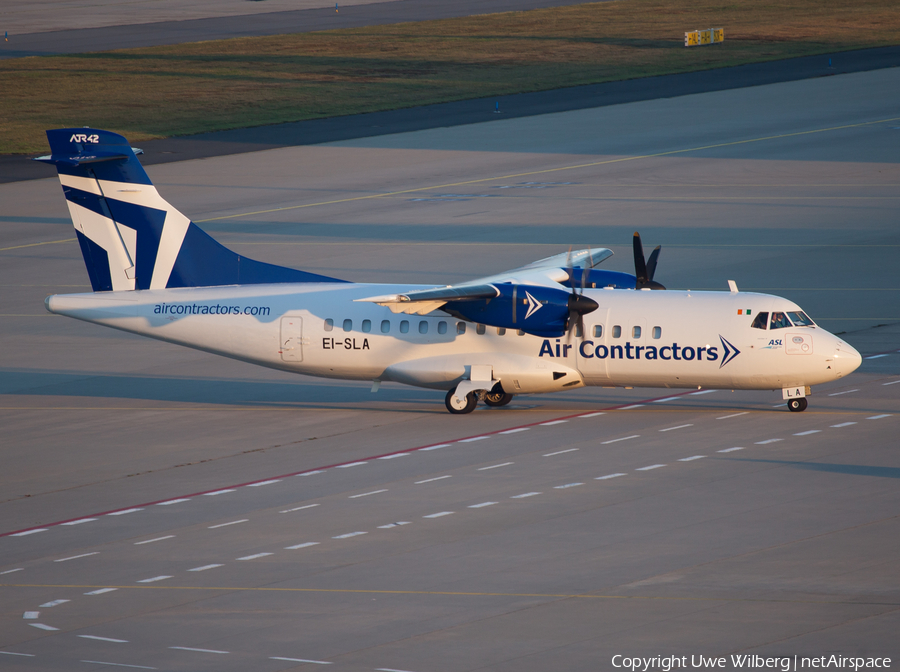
[
  {"x1": 322, "y1": 319, "x2": 524, "y2": 336},
  {"x1": 592, "y1": 325, "x2": 662, "y2": 339}
]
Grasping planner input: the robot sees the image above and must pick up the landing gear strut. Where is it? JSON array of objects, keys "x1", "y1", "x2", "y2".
[
  {"x1": 445, "y1": 387, "x2": 477, "y2": 414},
  {"x1": 788, "y1": 397, "x2": 808, "y2": 412}
]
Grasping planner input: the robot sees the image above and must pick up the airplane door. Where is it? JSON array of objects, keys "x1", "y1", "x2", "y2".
[
  {"x1": 280, "y1": 316, "x2": 303, "y2": 362},
  {"x1": 577, "y1": 307, "x2": 610, "y2": 382}
]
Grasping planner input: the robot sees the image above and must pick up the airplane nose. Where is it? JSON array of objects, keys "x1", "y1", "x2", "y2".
[{"x1": 833, "y1": 340, "x2": 862, "y2": 377}]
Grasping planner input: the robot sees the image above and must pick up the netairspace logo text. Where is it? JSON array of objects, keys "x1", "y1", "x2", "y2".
[{"x1": 611, "y1": 655, "x2": 892, "y2": 672}]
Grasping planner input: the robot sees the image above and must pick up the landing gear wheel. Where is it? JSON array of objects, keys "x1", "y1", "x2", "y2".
[
  {"x1": 445, "y1": 387, "x2": 477, "y2": 414},
  {"x1": 483, "y1": 391, "x2": 513, "y2": 407},
  {"x1": 788, "y1": 397, "x2": 808, "y2": 412}
]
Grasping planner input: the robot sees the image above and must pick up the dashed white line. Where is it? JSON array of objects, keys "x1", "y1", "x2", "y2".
[
  {"x1": 660, "y1": 424, "x2": 693, "y2": 432},
  {"x1": 156, "y1": 498, "x2": 190, "y2": 506},
  {"x1": 187, "y1": 564, "x2": 223, "y2": 572},
  {"x1": 271, "y1": 658, "x2": 332, "y2": 665},
  {"x1": 0, "y1": 651, "x2": 35, "y2": 657},
  {"x1": 718, "y1": 447, "x2": 745, "y2": 453},
  {"x1": 691, "y1": 389, "x2": 717, "y2": 396},
  {"x1": 336, "y1": 462, "x2": 367, "y2": 468},
  {"x1": 333, "y1": 532, "x2": 367, "y2": 539},
  {"x1": 500, "y1": 427, "x2": 530, "y2": 434},
  {"x1": 202, "y1": 490, "x2": 236, "y2": 496},
  {"x1": 868, "y1": 414, "x2": 892, "y2": 420},
  {"x1": 78, "y1": 635, "x2": 128, "y2": 643},
  {"x1": 237, "y1": 553, "x2": 273, "y2": 561},
  {"x1": 280, "y1": 504, "x2": 320, "y2": 513},
  {"x1": 478, "y1": 462, "x2": 513, "y2": 471},
  {"x1": 755, "y1": 439, "x2": 783, "y2": 445},
  {"x1": 1, "y1": 568, "x2": 24, "y2": 574},
  {"x1": 459, "y1": 436, "x2": 489, "y2": 443},
  {"x1": 378, "y1": 453, "x2": 408, "y2": 460},
  {"x1": 61, "y1": 518, "x2": 97, "y2": 526},
  {"x1": 717, "y1": 412, "x2": 749, "y2": 420},
  {"x1": 377, "y1": 668, "x2": 417, "y2": 672},
  {"x1": 420, "y1": 443, "x2": 452, "y2": 451},
  {"x1": 540, "y1": 420, "x2": 568, "y2": 426},
  {"x1": 415, "y1": 475, "x2": 451, "y2": 484},
  {"x1": 208, "y1": 519, "x2": 248, "y2": 529},
  {"x1": 134, "y1": 536, "x2": 174, "y2": 545},
  {"x1": 773, "y1": 403, "x2": 787, "y2": 407},
  {"x1": 828, "y1": 389, "x2": 858, "y2": 396},
  {"x1": 29, "y1": 623, "x2": 59, "y2": 631},
  {"x1": 169, "y1": 646, "x2": 229, "y2": 654},
  {"x1": 55, "y1": 552, "x2": 99, "y2": 563},
  {"x1": 247, "y1": 479, "x2": 281, "y2": 487},
  {"x1": 468, "y1": 502, "x2": 498, "y2": 508},
  {"x1": 678, "y1": 456, "x2": 706, "y2": 462},
  {"x1": 23, "y1": 612, "x2": 39, "y2": 619},
  {"x1": 511, "y1": 492, "x2": 541, "y2": 498},
  {"x1": 865, "y1": 354, "x2": 889, "y2": 359},
  {"x1": 619, "y1": 404, "x2": 644, "y2": 410},
  {"x1": 350, "y1": 489, "x2": 388, "y2": 499},
  {"x1": 602, "y1": 435, "x2": 639, "y2": 444},
  {"x1": 424, "y1": 511, "x2": 455, "y2": 518},
  {"x1": 794, "y1": 430, "x2": 821, "y2": 436},
  {"x1": 377, "y1": 522, "x2": 411, "y2": 529},
  {"x1": 882, "y1": 380, "x2": 900, "y2": 386},
  {"x1": 544, "y1": 448, "x2": 578, "y2": 457},
  {"x1": 831, "y1": 422, "x2": 857, "y2": 428},
  {"x1": 285, "y1": 542, "x2": 321, "y2": 550},
  {"x1": 137, "y1": 576, "x2": 172, "y2": 583},
  {"x1": 11, "y1": 529, "x2": 46, "y2": 537},
  {"x1": 80, "y1": 662, "x2": 156, "y2": 670},
  {"x1": 108, "y1": 508, "x2": 143, "y2": 515},
  {"x1": 85, "y1": 588, "x2": 118, "y2": 595},
  {"x1": 299, "y1": 470, "x2": 324, "y2": 476},
  {"x1": 554, "y1": 482, "x2": 583, "y2": 489},
  {"x1": 595, "y1": 473, "x2": 626, "y2": 480},
  {"x1": 652, "y1": 396, "x2": 682, "y2": 403},
  {"x1": 579, "y1": 412, "x2": 606, "y2": 418},
  {"x1": 636, "y1": 464, "x2": 666, "y2": 471},
  {"x1": 40, "y1": 599, "x2": 69, "y2": 608}
]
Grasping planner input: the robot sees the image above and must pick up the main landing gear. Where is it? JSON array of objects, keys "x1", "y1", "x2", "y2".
[
  {"x1": 445, "y1": 384, "x2": 514, "y2": 414},
  {"x1": 787, "y1": 397, "x2": 808, "y2": 413}
]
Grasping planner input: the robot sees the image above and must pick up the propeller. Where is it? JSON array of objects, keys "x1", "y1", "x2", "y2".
[
  {"x1": 565, "y1": 246, "x2": 598, "y2": 340},
  {"x1": 633, "y1": 232, "x2": 665, "y2": 290}
]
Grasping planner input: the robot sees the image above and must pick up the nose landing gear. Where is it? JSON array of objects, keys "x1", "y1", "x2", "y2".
[{"x1": 787, "y1": 397, "x2": 808, "y2": 412}]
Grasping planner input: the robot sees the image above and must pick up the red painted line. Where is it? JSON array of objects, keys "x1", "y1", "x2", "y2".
[{"x1": 0, "y1": 389, "x2": 702, "y2": 538}]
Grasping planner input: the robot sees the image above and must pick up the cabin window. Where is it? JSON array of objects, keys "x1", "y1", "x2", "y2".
[
  {"x1": 632, "y1": 326, "x2": 641, "y2": 339},
  {"x1": 361, "y1": 319, "x2": 371, "y2": 333},
  {"x1": 381, "y1": 320, "x2": 391, "y2": 333},
  {"x1": 770, "y1": 312, "x2": 791, "y2": 330},
  {"x1": 457, "y1": 322, "x2": 467, "y2": 335},
  {"x1": 612, "y1": 325, "x2": 622, "y2": 338},
  {"x1": 751, "y1": 312, "x2": 769, "y2": 330},
  {"x1": 438, "y1": 321, "x2": 448, "y2": 334},
  {"x1": 400, "y1": 320, "x2": 409, "y2": 333},
  {"x1": 517, "y1": 329, "x2": 525, "y2": 336},
  {"x1": 652, "y1": 326, "x2": 662, "y2": 339},
  {"x1": 343, "y1": 319, "x2": 352, "y2": 332},
  {"x1": 419, "y1": 320, "x2": 428, "y2": 334},
  {"x1": 324, "y1": 318, "x2": 334, "y2": 332},
  {"x1": 593, "y1": 325, "x2": 603, "y2": 338},
  {"x1": 476, "y1": 324, "x2": 486, "y2": 335},
  {"x1": 575, "y1": 324, "x2": 583, "y2": 338},
  {"x1": 787, "y1": 311, "x2": 815, "y2": 327},
  {"x1": 497, "y1": 327, "x2": 506, "y2": 335}
]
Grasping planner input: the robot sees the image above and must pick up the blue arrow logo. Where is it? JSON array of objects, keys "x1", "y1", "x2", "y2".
[{"x1": 719, "y1": 335, "x2": 741, "y2": 368}]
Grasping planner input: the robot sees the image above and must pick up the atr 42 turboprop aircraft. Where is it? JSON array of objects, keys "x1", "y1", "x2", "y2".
[{"x1": 39, "y1": 128, "x2": 861, "y2": 414}]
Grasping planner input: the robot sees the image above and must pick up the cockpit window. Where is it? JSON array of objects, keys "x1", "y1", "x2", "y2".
[
  {"x1": 770, "y1": 312, "x2": 792, "y2": 330},
  {"x1": 787, "y1": 311, "x2": 815, "y2": 327},
  {"x1": 751, "y1": 312, "x2": 769, "y2": 330}
]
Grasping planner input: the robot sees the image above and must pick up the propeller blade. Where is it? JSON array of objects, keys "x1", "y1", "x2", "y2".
[
  {"x1": 633, "y1": 232, "x2": 648, "y2": 285},
  {"x1": 646, "y1": 245, "x2": 661, "y2": 282}
]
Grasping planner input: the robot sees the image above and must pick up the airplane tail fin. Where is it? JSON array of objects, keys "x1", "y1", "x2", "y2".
[{"x1": 36, "y1": 128, "x2": 344, "y2": 292}]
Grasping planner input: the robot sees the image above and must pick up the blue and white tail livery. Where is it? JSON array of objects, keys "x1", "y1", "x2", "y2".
[{"x1": 39, "y1": 128, "x2": 861, "y2": 414}]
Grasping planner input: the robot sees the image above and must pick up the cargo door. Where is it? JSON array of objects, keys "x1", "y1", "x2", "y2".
[{"x1": 280, "y1": 316, "x2": 303, "y2": 362}]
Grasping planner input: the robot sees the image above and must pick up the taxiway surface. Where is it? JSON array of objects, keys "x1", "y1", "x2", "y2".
[{"x1": 1, "y1": 67, "x2": 898, "y2": 670}]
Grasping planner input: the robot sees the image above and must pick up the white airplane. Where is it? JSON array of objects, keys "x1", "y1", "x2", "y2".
[{"x1": 38, "y1": 128, "x2": 861, "y2": 414}]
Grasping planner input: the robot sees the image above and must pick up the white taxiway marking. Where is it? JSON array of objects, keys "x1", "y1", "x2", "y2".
[
  {"x1": 469, "y1": 502, "x2": 498, "y2": 508},
  {"x1": 1, "y1": 568, "x2": 24, "y2": 574},
  {"x1": 831, "y1": 422, "x2": 857, "y2": 428},
  {"x1": 299, "y1": 470, "x2": 324, "y2": 476},
  {"x1": 156, "y1": 498, "x2": 190, "y2": 506},
  {"x1": 660, "y1": 424, "x2": 693, "y2": 432},
  {"x1": 208, "y1": 519, "x2": 248, "y2": 529},
  {"x1": 350, "y1": 489, "x2": 388, "y2": 498},
  {"x1": 285, "y1": 542, "x2": 320, "y2": 550},
  {"x1": 55, "y1": 552, "x2": 99, "y2": 562},
  {"x1": 619, "y1": 404, "x2": 644, "y2": 410},
  {"x1": 579, "y1": 412, "x2": 606, "y2": 418},
  {"x1": 280, "y1": 504, "x2": 320, "y2": 513},
  {"x1": 134, "y1": 536, "x2": 174, "y2": 545},
  {"x1": 424, "y1": 511, "x2": 454, "y2": 518},
  {"x1": 336, "y1": 462, "x2": 367, "y2": 468},
  {"x1": 718, "y1": 447, "x2": 744, "y2": 453},
  {"x1": 420, "y1": 443, "x2": 452, "y2": 450},
  {"x1": 652, "y1": 396, "x2": 682, "y2": 403},
  {"x1": 773, "y1": 403, "x2": 787, "y2": 408},
  {"x1": 882, "y1": 380, "x2": 900, "y2": 386},
  {"x1": 511, "y1": 492, "x2": 541, "y2": 498},
  {"x1": 794, "y1": 430, "x2": 821, "y2": 436},
  {"x1": 29, "y1": 623, "x2": 58, "y2": 631},
  {"x1": 478, "y1": 462, "x2": 513, "y2": 471},
  {"x1": 377, "y1": 668, "x2": 417, "y2": 672},
  {"x1": 636, "y1": 464, "x2": 665, "y2": 471},
  {"x1": 678, "y1": 456, "x2": 706, "y2": 462},
  {"x1": 865, "y1": 354, "x2": 888, "y2": 359},
  {"x1": 23, "y1": 612, "x2": 39, "y2": 619},
  {"x1": 237, "y1": 553, "x2": 273, "y2": 561},
  {"x1": 717, "y1": 412, "x2": 749, "y2": 420},
  {"x1": 596, "y1": 473, "x2": 626, "y2": 480},
  {"x1": 137, "y1": 576, "x2": 172, "y2": 583},
  {"x1": 247, "y1": 479, "x2": 281, "y2": 487},
  {"x1": 61, "y1": 518, "x2": 97, "y2": 526},
  {"x1": 169, "y1": 646, "x2": 229, "y2": 654},
  {"x1": 554, "y1": 482, "x2": 583, "y2": 489},
  {"x1": 755, "y1": 439, "x2": 783, "y2": 444},
  {"x1": 108, "y1": 508, "x2": 143, "y2": 515},
  {"x1": 415, "y1": 475, "x2": 451, "y2": 484},
  {"x1": 333, "y1": 532, "x2": 367, "y2": 539},
  {"x1": 540, "y1": 420, "x2": 568, "y2": 426},
  {"x1": 86, "y1": 588, "x2": 118, "y2": 595},
  {"x1": 378, "y1": 453, "x2": 409, "y2": 460},
  {"x1": 867, "y1": 414, "x2": 892, "y2": 420},
  {"x1": 271, "y1": 658, "x2": 332, "y2": 664},
  {"x1": 544, "y1": 448, "x2": 578, "y2": 457},
  {"x1": 187, "y1": 564, "x2": 223, "y2": 572},
  {"x1": 602, "y1": 435, "x2": 639, "y2": 444},
  {"x1": 40, "y1": 599, "x2": 69, "y2": 608},
  {"x1": 691, "y1": 390, "x2": 717, "y2": 396},
  {"x1": 459, "y1": 436, "x2": 489, "y2": 442},
  {"x1": 11, "y1": 529, "x2": 46, "y2": 536},
  {"x1": 1, "y1": 652, "x2": 35, "y2": 657},
  {"x1": 202, "y1": 489, "x2": 236, "y2": 496},
  {"x1": 377, "y1": 522, "x2": 411, "y2": 528},
  {"x1": 80, "y1": 662, "x2": 156, "y2": 670},
  {"x1": 828, "y1": 389, "x2": 858, "y2": 396},
  {"x1": 78, "y1": 635, "x2": 128, "y2": 643}
]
